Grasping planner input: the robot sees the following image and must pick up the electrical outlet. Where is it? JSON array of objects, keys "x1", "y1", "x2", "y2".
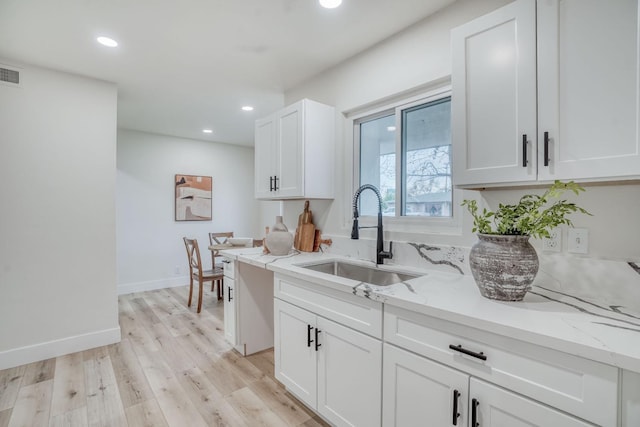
[
  {"x1": 542, "y1": 228, "x2": 561, "y2": 252},
  {"x1": 568, "y1": 228, "x2": 589, "y2": 254},
  {"x1": 174, "y1": 265, "x2": 181, "y2": 275}
]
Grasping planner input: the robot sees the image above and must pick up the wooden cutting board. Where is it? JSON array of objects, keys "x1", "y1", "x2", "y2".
[
  {"x1": 294, "y1": 227, "x2": 301, "y2": 250},
  {"x1": 298, "y1": 223, "x2": 316, "y2": 252},
  {"x1": 295, "y1": 200, "x2": 314, "y2": 251}
]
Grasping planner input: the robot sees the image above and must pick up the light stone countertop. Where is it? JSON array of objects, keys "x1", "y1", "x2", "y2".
[{"x1": 220, "y1": 247, "x2": 640, "y2": 373}]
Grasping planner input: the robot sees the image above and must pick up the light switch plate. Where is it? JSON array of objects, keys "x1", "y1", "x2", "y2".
[{"x1": 568, "y1": 228, "x2": 588, "y2": 254}]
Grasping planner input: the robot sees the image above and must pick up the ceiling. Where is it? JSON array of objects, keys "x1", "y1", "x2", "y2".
[{"x1": 0, "y1": 0, "x2": 456, "y2": 146}]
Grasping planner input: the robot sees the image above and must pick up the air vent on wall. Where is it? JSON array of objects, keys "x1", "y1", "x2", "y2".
[{"x1": 0, "y1": 66, "x2": 20, "y2": 87}]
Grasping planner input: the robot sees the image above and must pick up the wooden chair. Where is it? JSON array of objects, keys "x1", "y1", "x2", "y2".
[
  {"x1": 209, "y1": 231, "x2": 234, "y2": 270},
  {"x1": 183, "y1": 237, "x2": 224, "y2": 313},
  {"x1": 209, "y1": 232, "x2": 234, "y2": 296}
]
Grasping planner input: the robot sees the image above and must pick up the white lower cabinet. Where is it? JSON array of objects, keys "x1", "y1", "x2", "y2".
[
  {"x1": 316, "y1": 315, "x2": 381, "y2": 427},
  {"x1": 222, "y1": 275, "x2": 235, "y2": 345},
  {"x1": 384, "y1": 343, "x2": 592, "y2": 427},
  {"x1": 272, "y1": 272, "x2": 623, "y2": 426},
  {"x1": 383, "y1": 343, "x2": 469, "y2": 427},
  {"x1": 274, "y1": 299, "x2": 316, "y2": 405},
  {"x1": 222, "y1": 258, "x2": 236, "y2": 346},
  {"x1": 470, "y1": 378, "x2": 591, "y2": 427},
  {"x1": 383, "y1": 305, "x2": 618, "y2": 427},
  {"x1": 223, "y1": 259, "x2": 274, "y2": 355},
  {"x1": 274, "y1": 298, "x2": 382, "y2": 427}
]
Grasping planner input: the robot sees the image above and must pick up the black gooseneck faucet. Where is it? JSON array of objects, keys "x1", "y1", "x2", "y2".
[{"x1": 351, "y1": 184, "x2": 393, "y2": 265}]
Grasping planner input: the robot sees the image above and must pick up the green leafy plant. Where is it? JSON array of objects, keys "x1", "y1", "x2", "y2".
[{"x1": 461, "y1": 181, "x2": 591, "y2": 239}]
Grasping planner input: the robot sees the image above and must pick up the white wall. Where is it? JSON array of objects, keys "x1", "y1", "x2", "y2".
[
  {"x1": 279, "y1": 0, "x2": 640, "y2": 261},
  {"x1": 0, "y1": 61, "x2": 120, "y2": 369},
  {"x1": 273, "y1": 0, "x2": 510, "y2": 245},
  {"x1": 116, "y1": 129, "x2": 261, "y2": 294}
]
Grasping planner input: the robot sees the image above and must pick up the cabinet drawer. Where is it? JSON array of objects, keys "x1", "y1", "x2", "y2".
[
  {"x1": 274, "y1": 273, "x2": 382, "y2": 338},
  {"x1": 471, "y1": 378, "x2": 593, "y2": 427},
  {"x1": 384, "y1": 305, "x2": 618, "y2": 427},
  {"x1": 222, "y1": 258, "x2": 234, "y2": 279}
]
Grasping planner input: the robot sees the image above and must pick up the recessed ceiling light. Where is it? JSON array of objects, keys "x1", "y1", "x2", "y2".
[
  {"x1": 319, "y1": 0, "x2": 342, "y2": 8},
  {"x1": 241, "y1": 106, "x2": 254, "y2": 111},
  {"x1": 387, "y1": 126, "x2": 396, "y2": 132},
  {"x1": 96, "y1": 36, "x2": 118, "y2": 47},
  {"x1": 202, "y1": 129, "x2": 213, "y2": 134}
]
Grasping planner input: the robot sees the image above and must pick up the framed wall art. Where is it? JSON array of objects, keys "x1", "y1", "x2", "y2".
[{"x1": 175, "y1": 174, "x2": 212, "y2": 221}]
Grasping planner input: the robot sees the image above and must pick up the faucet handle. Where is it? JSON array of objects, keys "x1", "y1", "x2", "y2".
[{"x1": 377, "y1": 241, "x2": 393, "y2": 265}]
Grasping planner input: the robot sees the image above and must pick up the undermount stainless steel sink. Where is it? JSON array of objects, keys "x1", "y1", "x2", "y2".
[{"x1": 300, "y1": 260, "x2": 419, "y2": 286}]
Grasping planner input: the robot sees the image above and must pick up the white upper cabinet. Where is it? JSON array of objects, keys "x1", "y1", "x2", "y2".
[
  {"x1": 453, "y1": 0, "x2": 640, "y2": 187},
  {"x1": 254, "y1": 117, "x2": 278, "y2": 198},
  {"x1": 452, "y1": 0, "x2": 537, "y2": 186},
  {"x1": 254, "y1": 98, "x2": 335, "y2": 200},
  {"x1": 537, "y1": 0, "x2": 640, "y2": 181}
]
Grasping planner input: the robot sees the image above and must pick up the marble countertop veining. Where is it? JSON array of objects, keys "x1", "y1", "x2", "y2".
[{"x1": 220, "y1": 247, "x2": 640, "y2": 373}]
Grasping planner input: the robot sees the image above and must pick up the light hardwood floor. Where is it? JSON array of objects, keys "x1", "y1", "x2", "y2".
[{"x1": 0, "y1": 286, "x2": 330, "y2": 427}]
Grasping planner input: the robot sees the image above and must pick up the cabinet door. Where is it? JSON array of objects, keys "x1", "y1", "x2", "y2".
[
  {"x1": 538, "y1": 0, "x2": 640, "y2": 181},
  {"x1": 452, "y1": 0, "x2": 537, "y2": 186},
  {"x1": 470, "y1": 378, "x2": 592, "y2": 427},
  {"x1": 255, "y1": 114, "x2": 278, "y2": 198},
  {"x1": 223, "y1": 277, "x2": 236, "y2": 346},
  {"x1": 622, "y1": 369, "x2": 640, "y2": 427},
  {"x1": 316, "y1": 317, "x2": 382, "y2": 427},
  {"x1": 383, "y1": 344, "x2": 469, "y2": 427},
  {"x1": 274, "y1": 299, "x2": 317, "y2": 409},
  {"x1": 276, "y1": 101, "x2": 304, "y2": 198}
]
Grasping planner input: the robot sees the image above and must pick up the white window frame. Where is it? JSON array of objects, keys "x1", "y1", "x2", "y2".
[{"x1": 347, "y1": 83, "x2": 463, "y2": 236}]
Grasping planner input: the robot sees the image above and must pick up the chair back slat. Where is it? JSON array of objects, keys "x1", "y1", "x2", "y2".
[
  {"x1": 183, "y1": 237, "x2": 203, "y2": 275},
  {"x1": 209, "y1": 232, "x2": 234, "y2": 267},
  {"x1": 209, "y1": 232, "x2": 234, "y2": 246}
]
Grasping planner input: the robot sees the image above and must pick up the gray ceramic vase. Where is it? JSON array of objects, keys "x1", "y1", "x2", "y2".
[
  {"x1": 265, "y1": 216, "x2": 294, "y2": 256},
  {"x1": 469, "y1": 233, "x2": 539, "y2": 301}
]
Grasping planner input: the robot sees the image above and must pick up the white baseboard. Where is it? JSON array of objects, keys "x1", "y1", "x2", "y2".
[
  {"x1": 0, "y1": 327, "x2": 121, "y2": 370},
  {"x1": 118, "y1": 276, "x2": 188, "y2": 295}
]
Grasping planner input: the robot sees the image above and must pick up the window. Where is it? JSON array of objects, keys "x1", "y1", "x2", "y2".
[{"x1": 355, "y1": 94, "x2": 452, "y2": 218}]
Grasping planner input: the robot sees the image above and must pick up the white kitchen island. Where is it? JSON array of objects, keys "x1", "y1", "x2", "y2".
[
  {"x1": 219, "y1": 247, "x2": 338, "y2": 356},
  {"x1": 220, "y1": 248, "x2": 275, "y2": 356}
]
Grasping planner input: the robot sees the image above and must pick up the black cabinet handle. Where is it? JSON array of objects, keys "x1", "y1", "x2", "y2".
[
  {"x1": 452, "y1": 389, "x2": 460, "y2": 425},
  {"x1": 269, "y1": 176, "x2": 274, "y2": 191},
  {"x1": 449, "y1": 344, "x2": 487, "y2": 361},
  {"x1": 315, "y1": 328, "x2": 321, "y2": 351},
  {"x1": 472, "y1": 398, "x2": 479, "y2": 427},
  {"x1": 522, "y1": 134, "x2": 528, "y2": 167},
  {"x1": 307, "y1": 325, "x2": 314, "y2": 347},
  {"x1": 274, "y1": 176, "x2": 279, "y2": 191},
  {"x1": 227, "y1": 286, "x2": 232, "y2": 302},
  {"x1": 544, "y1": 131, "x2": 550, "y2": 166}
]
